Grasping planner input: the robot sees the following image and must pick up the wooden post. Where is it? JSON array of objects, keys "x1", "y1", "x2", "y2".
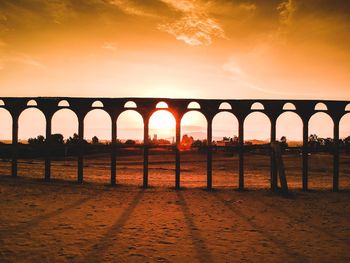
[
  {"x1": 271, "y1": 142, "x2": 289, "y2": 194},
  {"x1": 207, "y1": 118, "x2": 213, "y2": 190},
  {"x1": 333, "y1": 121, "x2": 340, "y2": 192},
  {"x1": 45, "y1": 114, "x2": 52, "y2": 181},
  {"x1": 78, "y1": 116, "x2": 84, "y2": 184},
  {"x1": 11, "y1": 114, "x2": 19, "y2": 177},
  {"x1": 175, "y1": 118, "x2": 181, "y2": 189},
  {"x1": 111, "y1": 116, "x2": 117, "y2": 186},
  {"x1": 238, "y1": 119, "x2": 244, "y2": 190},
  {"x1": 270, "y1": 119, "x2": 278, "y2": 191},
  {"x1": 302, "y1": 121, "x2": 309, "y2": 191},
  {"x1": 143, "y1": 118, "x2": 149, "y2": 188}
]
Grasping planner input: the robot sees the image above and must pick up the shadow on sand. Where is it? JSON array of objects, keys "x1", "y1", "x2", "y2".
[
  {"x1": 176, "y1": 191, "x2": 214, "y2": 263},
  {"x1": 80, "y1": 189, "x2": 144, "y2": 262},
  {"x1": 1, "y1": 195, "x2": 93, "y2": 238},
  {"x1": 212, "y1": 192, "x2": 306, "y2": 259}
]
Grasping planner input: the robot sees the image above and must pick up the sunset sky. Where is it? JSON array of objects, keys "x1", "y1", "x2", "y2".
[{"x1": 0, "y1": 0, "x2": 350, "y2": 140}]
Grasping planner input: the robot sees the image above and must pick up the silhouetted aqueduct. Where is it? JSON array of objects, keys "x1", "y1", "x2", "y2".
[{"x1": 1, "y1": 97, "x2": 350, "y2": 191}]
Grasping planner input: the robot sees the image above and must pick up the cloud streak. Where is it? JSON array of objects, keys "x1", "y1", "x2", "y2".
[{"x1": 158, "y1": 0, "x2": 226, "y2": 46}]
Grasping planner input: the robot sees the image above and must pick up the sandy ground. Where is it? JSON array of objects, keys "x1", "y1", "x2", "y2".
[{"x1": 0, "y1": 152, "x2": 350, "y2": 262}]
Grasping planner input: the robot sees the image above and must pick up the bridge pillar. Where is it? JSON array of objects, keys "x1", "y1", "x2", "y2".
[
  {"x1": 333, "y1": 121, "x2": 340, "y2": 192},
  {"x1": 143, "y1": 118, "x2": 149, "y2": 188},
  {"x1": 111, "y1": 116, "x2": 117, "y2": 186},
  {"x1": 175, "y1": 118, "x2": 181, "y2": 189},
  {"x1": 207, "y1": 118, "x2": 213, "y2": 190},
  {"x1": 302, "y1": 121, "x2": 309, "y2": 191},
  {"x1": 45, "y1": 114, "x2": 52, "y2": 181},
  {"x1": 11, "y1": 114, "x2": 19, "y2": 177},
  {"x1": 270, "y1": 119, "x2": 278, "y2": 191},
  {"x1": 238, "y1": 119, "x2": 244, "y2": 190},
  {"x1": 78, "y1": 116, "x2": 84, "y2": 184}
]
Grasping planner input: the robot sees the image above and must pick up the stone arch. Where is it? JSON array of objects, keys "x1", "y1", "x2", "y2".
[
  {"x1": 283, "y1": 102, "x2": 296, "y2": 111},
  {"x1": 51, "y1": 108, "x2": 79, "y2": 181},
  {"x1": 345, "y1": 103, "x2": 350, "y2": 112},
  {"x1": 124, "y1": 101, "x2": 137, "y2": 108},
  {"x1": 244, "y1": 112, "x2": 271, "y2": 188},
  {"x1": 52, "y1": 108, "x2": 78, "y2": 139},
  {"x1": 149, "y1": 110, "x2": 176, "y2": 141},
  {"x1": 180, "y1": 110, "x2": 208, "y2": 188},
  {"x1": 308, "y1": 112, "x2": 334, "y2": 190},
  {"x1": 92, "y1": 100, "x2": 104, "y2": 108},
  {"x1": 117, "y1": 110, "x2": 144, "y2": 142},
  {"x1": 251, "y1": 102, "x2": 264, "y2": 110},
  {"x1": 0, "y1": 108, "x2": 12, "y2": 176},
  {"x1": 0, "y1": 108, "x2": 12, "y2": 143},
  {"x1": 309, "y1": 112, "x2": 333, "y2": 138},
  {"x1": 156, "y1": 101, "x2": 168, "y2": 109},
  {"x1": 187, "y1": 101, "x2": 201, "y2": 109},
  {"x1": 314, "y1": 102, "x2": 328, "y2": 111},
  {"x1": 276, "y1": 112, "x2": 303, "y2": 142},
  {"x1": 58, "y1": 100, "x2": 70, "y2": 107},
  {"x1": 340, "y1": 113, "x2": 350, "y2": 139},
  {"x1": 148, "y1": 110, "x2": 176, "y2": 187},
  {"x1": 18, "y1": 108, "x2": 46, "y2": 141},
  {"x1": 84, "y1": 108, "x2": 112, "y2": 183},
  {"x1": 339, "y1": 113, "x2": 350, "y2": 189},
  {"x1": 219, "y1": 102, "x2": 232, "y2": 110},
  {"x1": 84, "y1": 109, "x2": 111, "y2": 141},
  {"x1": 116, "y1": 110, "x2": 144, "y2": 186},
  {"x1": 212, "y1": 111, "x2": 239, "y2": 188},
  {"x1": 276, "y1": 112, "x2": 303, "y2": 188},
  {"x1": 212, "y1": 112, "x2": 239, "y2": 139},
  {"x1": 27, "y1": 99, "x2": 37, "y2": 107}
]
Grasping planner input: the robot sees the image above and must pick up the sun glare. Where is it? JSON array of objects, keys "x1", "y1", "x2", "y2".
[{"x1": 149, "y1": 110, "x2": 175, "y2": 138}]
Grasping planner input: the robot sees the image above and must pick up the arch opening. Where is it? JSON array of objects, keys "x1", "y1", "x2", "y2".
[
  {"x1": 84, "y1": 109, "x2": 111, "y2": 183},
  {"x1": 0, "y1": 109, "x2": 12, "y2": 176},
  {"x1": 92, "y1": 100, "x2": 104, "y2": 108},
  {"x1": 219, "y1": 102, "x2": 232, "y2": 110},
  {"x1": 212, "y1": 112, "x2": 239, "y2": 188},
  {"x1": 124, "y1": 101, "x2": 137, "y2": 108},
  {"x1": 308, "y1": 112, "x2": 334, "y2": 190},
  {"x1": 283, "y1": 102, "x2": 296, "y2": 111},
  {"x1": 148, "y1": 110, "x2": 176, "y2": 187},
  {"x1": 18, "y1": 108, "x2": 46, "y2": 179},
  {"x1": 27, "y1": 99, "x2": 37, "y2": 106},
  {"x1": 156, "y1": 101, "x2": 168, "y2": 109},
  {"x1": 345, "y1": 104, "x2": 350, "y2": 112},
  {"x1": 181, "y1": 111, "x2": 207, "y2": 188},
  {"x1": 51, "y1": 109, "x2": 79, "y2": 181},
  {"x1": 315, "y1": 102, "x2": 328, "y2": 111},
  {"x1": 0, "y1": 100, "x2": 4, "y2": 106},
  {"x1": 116, "y1": 110, "x2": 144, "y2": 186},
  {"x1": 187, "y1": 101, "x2": 201, "y2": 109},
  {"x1": 276, "y1": 112, "x2": 303, "y2": 189},
  {"x1": 251, "y1": 102, "x2": 264, "y2": 110},
  {"x1": 339, "y1": 113, "x2": 350, "y2": 189},
  {"x1": 58, "y1": 100, "x2": 70, "y2": 107},
  {"x1": 244, "y1": 112, "x2": 271, "y2": 188}
]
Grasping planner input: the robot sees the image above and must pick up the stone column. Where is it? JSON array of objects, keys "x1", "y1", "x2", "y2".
[
  {"x1": 238, "y1": 119, "x2": 244, "y2": 190},
  {"x1": 45, "y1": 114, "x2": 52, "y2": 181},
  {"x1": 143, "y1": 118, "x2": 149, "y2": 188},
  {"x1": 302, "y1": 120, "x2": 309, "y2": 191},
  {"x1": 111, "y1": 116, "x2": 117, "y2": 186},
  {"x1": 333, "y1": 120, "x2": 340, "y2": 192},
  {"x1": 175, "y1": 118, "x2": 181, "y2": 189},
  {"x1": 207, "y1": 118, "x2": 213, "y2": 190},
  {"x1": 270, "y1": 119, "x2": 278, "y2": 191},
  {"x1": 77, "y1": 115, "x2": 84, "y2": 184},
  {"x1": 11, "y1": 114, "x2": 19, "y2": 177}
]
